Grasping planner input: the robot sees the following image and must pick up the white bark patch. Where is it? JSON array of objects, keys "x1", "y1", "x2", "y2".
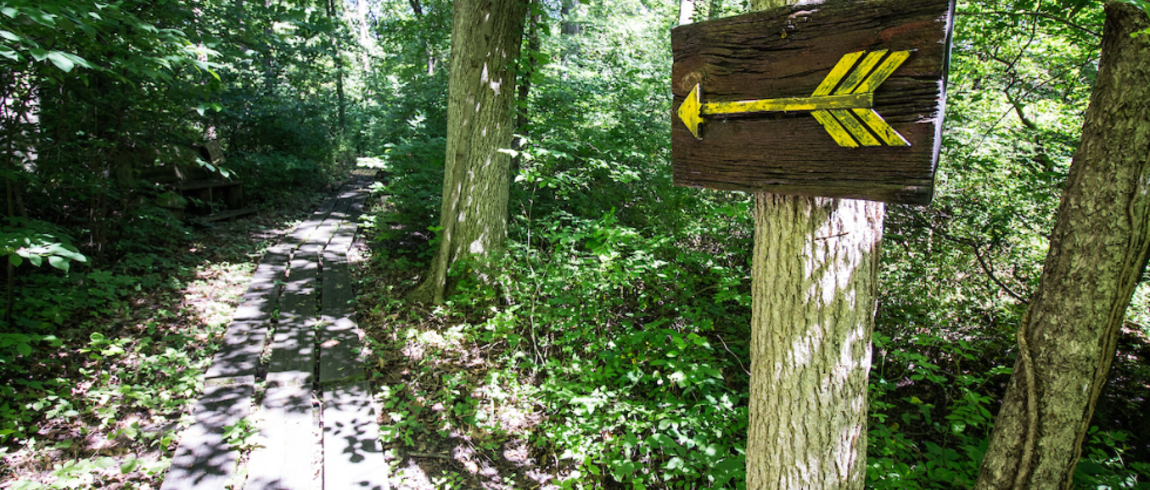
[{"x1": 469, "y1": 234, "x2": 486, "y2": 254}]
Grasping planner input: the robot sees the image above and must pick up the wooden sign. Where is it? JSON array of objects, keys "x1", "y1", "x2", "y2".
[{"x1": 671, "y1": 0, "x2": 955, "y2": 205}]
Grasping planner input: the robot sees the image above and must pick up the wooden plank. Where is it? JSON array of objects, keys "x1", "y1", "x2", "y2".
[
  {"x1": 204, "y1": 321, "x2": 267, "y2": 380},
  {"x1": 285, "y1": 196, "x2": 342, "y2": 246},
  {"x1": 324, "y1": 188, "x2": 369, "y2": 257},
  {"x1": 321, "y1": 252, "x2": 353, "y2": 316},
  {"x1": 670, "y1": 0, "x2": 954, "y2": 204},
  {"x1": 322, "y1": 383, "x2": 388, "y2": 490},
  {"x1": 325, "y1": 220, "x2": 358, "y2": 256},
  {"x1": 346, "y1": 188, "x2": 369, "y2": 218},
  {"x1": 318, "y1": 317, "x2": 361, "y2": 385},
  {"x1": 246, "y1": 377, "x2": 319, "y2": 490},
  {"x1": 160, "y1": 383, "x2": 253, "y2": 490},
  {"x1": 245, "y1": 251, "x2": 289, "y2": 296},
  {"x1": 233, "y1": 251, "x2": 288, "y2": 323},
  {"x1": 232, "y1": 294, "x2": 278, "y2": 323},
  {"x1": 319, "y1": 221, "x2": 362, "y2": 384},
  {"x1": 266, "y1": 318, "x2": 315, "y2": 382},
  {"x1": 307, "y1": 190, "x2": 357, "y2": 250},
  {"x1": 268, "y1": 249, "x2": 318, "y2": 378}
]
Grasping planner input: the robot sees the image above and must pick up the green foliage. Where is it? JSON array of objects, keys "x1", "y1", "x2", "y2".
[
  {"x1": 372, "y1": 138, "x2": 446, "y2": 244},
  {"x1": 227, "y1": 152, "x2": 328, "y2": 205},
  {"x1": 222, "y1": 417, "x2": 261, "y2": 452},
  {"x1": 356, "y1": 0, "x2": 451, "y2": 152},
  {"x1": 1, "y1": 219, "x2": 86, "y2": 273},
  {"x1": 361, "y1": 0, "x2": 1150, "y2": 488},
  {"x1": 866, "y1": 333, "x2": 1002, "y2": 489}
]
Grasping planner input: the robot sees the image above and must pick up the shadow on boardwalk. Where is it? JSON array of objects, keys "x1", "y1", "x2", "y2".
[{"x1": 161, "y1": 170, "x2": 389, "y2": 490}]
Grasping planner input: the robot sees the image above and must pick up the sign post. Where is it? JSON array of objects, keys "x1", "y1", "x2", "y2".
[
  {"x1": 671, "y1": 0, "x2": 954, "y2": 487},
  {"x1": 672, "y1": 0, "x2": 954, "y2": 204}
]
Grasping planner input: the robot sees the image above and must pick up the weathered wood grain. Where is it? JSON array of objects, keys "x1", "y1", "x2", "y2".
[
  {"x1": 322, "y1": 383, "x2": 388, "y2": 490},
  {"x1": 160, "y1": 383, "x2": 253, "y2": 490},
  {"x1": 671, "y1": 0, "x2": 954, "y2": 204},
  {"x1": 246, "y1": 377, "x2": 319, "y2": 490}
]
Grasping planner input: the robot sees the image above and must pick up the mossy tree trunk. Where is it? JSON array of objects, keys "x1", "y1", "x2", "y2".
[
  {"x1": 975, "y1": 4, "x2": 1150, "y2": 489},
  {"x1": 408, "y1": 0, "x2": 527, "y2": 304}
]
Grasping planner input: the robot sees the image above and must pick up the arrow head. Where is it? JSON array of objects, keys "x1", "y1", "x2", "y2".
[{"x1": 679, "y1": 84, "x2": 704, "y2": 140}]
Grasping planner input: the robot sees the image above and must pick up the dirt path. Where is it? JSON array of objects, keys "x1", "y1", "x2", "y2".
[{"x1": 161, "y1": 170, "x2": 387, "y2": 490}]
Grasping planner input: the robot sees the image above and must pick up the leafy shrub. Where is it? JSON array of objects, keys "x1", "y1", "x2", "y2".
[
  {"x1": 226, "y1": 152, "x2": 326, "y2": 205},
  {"x1": 373, "y1": 137, "x2": 446, "y2": 247},
  {"x1": 432, "y1": 207, "x2": 753, "y2": 489}
]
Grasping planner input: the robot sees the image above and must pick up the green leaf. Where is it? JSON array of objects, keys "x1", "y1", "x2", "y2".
[
  {"x1": 46, "y1": 52, "x2": 92, "y2": 73},
  {"x1": 120, "y1": 458, "x2": 139, "y2": 474},
  {"x1": 28, "y1": 48, "x2": 47, "y2": 61},
  {"x1": 45, "y1": 244, "x2": 86, "y2": 262},
  {"x1": 16, "y1": 342, "x2": 31, "y2": 356},
  {"x1": 22, "y1": 8, "x2": 57, "y2": 27},
  {"x1": 48, "y1": 255, "x2": 69, "y2": 272},
  {"x1": 0, "y1": 30, "x2": 19, "y2": 42},
  {"x1": 8, "y1": 254, "x2": 21, "y2": 267},
  {"x1": 0, "y1": 44, "x2": 18, "y2": 61}
]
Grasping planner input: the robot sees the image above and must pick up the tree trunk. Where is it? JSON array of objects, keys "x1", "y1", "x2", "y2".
[
  {"x1": 975, "y1": 4, "x2": 1150, "y2": 489},
  {"x1": 559, "y1": 0, "x2": 581, "y2": 63},
  {"x1": 408, "y1": 0, "x2": 528, "y2": 304},
  {"x1": 748, "y1": 195, "x2": 883, "y2": 490},
  {"x1": 678, "y1": 0, "x2": 696, "y2": 25},
  {"x1": 745, "y1": 0, "x2": 884, "y2": 488},
  {"x1": 560, "y1": 0, "x2": 582, "y2": 35}
]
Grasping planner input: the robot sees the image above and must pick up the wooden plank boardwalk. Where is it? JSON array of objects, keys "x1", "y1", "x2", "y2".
[{"x1": 161, "y1": 172, "x2": 388, "y2": 490}]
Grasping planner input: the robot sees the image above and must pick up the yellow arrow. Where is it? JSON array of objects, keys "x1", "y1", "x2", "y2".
[{"x1": 678, "y1": 49, "x2": 913, "y2": 147}]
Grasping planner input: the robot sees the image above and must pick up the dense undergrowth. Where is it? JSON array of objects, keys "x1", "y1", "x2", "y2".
[
  {"x1": 360, "y1": 160, "x2": 1150, "y2": 490},
  {"x1": 354, "y1": 0, "x2": 1150, "y2": 488},
  {"x1": 0, "y1": 168, "x2": 347, "y2": 489}
]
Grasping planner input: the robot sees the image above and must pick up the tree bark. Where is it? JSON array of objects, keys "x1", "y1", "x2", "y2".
[
  {"x1": 975, "y1": 4, "x2": 1150, "y2": 490},
  {"x1": 408, "y1": 0, "x2": 527, "y2": 304},
  {"x1": 748, "y1": 195, "x2": 883, "y2": 490},
  {"x1": 745, "y1": 0, "x2": 884, "y2": 488},
  {"x1": 678, "y1": 0, "x2": 696, "y2": 25}
]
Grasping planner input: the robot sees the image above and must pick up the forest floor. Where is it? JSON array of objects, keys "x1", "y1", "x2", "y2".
[{"x1": 0, "y1": 171, "x2": 359, "y2": 489}]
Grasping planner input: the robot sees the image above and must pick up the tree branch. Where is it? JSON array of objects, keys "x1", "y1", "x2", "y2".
[
  {"x1": 937, "y1": 231, "x2": 1029, "y2": 303},
  {"x1": 956, "y1": 11, "x2": 1101, "y2": 38}
]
